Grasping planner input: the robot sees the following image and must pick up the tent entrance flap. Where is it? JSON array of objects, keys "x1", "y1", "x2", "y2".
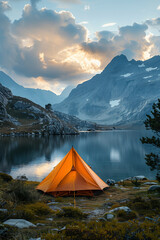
[{"x1": 36, "y1": 147, "x2": 109, "y2": 196}]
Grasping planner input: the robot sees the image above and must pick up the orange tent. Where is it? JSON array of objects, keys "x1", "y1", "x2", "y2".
[{"x1": 36, "y1": 147, "x2": 109, "y2": 196}]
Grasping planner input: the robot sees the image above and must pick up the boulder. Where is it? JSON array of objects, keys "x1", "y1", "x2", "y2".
[
  {"x1": 0, "y1": 209, "x2": 7, "y2": 213},
  {"x1": 143, "y1": 182, "x2": 157, "y2": 185},
  {"x1": 109, "y1": 206, "x2": 131, "y2": 213},
  {"x1": 148, "y1": 185, "x2": 160, "y2": 192},
  {"x1": 3, "y1": 219, "x2": 36, "y2": 229},
  {"x1": 16, "y1": 175, "x2": 28, "y2": 181},
  {"x1": 106, "y1": 179, "x2": 116, "y2": 186},
  {"x1": 104, "y1": 214, "x2": 114, "y2": 220},
  {"x1": 132, "y1": 176, "x2": 147, "y2": 180},
  {"x1": 29, "y1": 238, "x2": 41, "y2": 240}
]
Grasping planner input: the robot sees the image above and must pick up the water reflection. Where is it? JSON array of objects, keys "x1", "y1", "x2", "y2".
[
  {"x1": 110, "y1": 149, "x2": 121, "y2": 162},
  {"x1": 0, "y1": 130, "x2": 156, "y2": 181}
]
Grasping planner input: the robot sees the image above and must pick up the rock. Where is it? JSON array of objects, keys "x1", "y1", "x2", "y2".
[
  {"x1": 104, "y1": 214, "x2": 114, "y2": 220},
  {"x1": 3, "y1": 219, "x2": 36, "y2": 229},
  {"x1": 145, "y1": 217, "x2": 156, "y2": 222},
  {"x1": 109, "y1": 206, "x2": 131, "y2": 213},
  {"x1": 29, "y1": 238, "x2": 41, "y2": 240},
  {"x1": 47, "y1": 201, "x2": 56, "y2": 205},
  {"x1": 16, "y1": 175, "x2": 28, "y2": 181},
  {"x1": 143, "y1": 182, "x2": 158, "y2": 185},
  {"x1": 106, "y1": 179, "x2": 116, "y2": 186},
  {"x1": 0, "y1": 209, "x2": 7, "y2": 213},
  {"x1": 148, "y1": 185, "x2": 160, "y2": 192},
  {"x1": 36, "y1": 223, "x2": 45, "y2": 226},
  {"x1": 90, "y1": 209, "x2": 105, "y2": 216},
  {"x1": 123, "y1": 177, "x2": 132, "y2": 181},
  {"x1": 46, "y1": 218, "x2": 53, "y2": 221},
  {"x1": 116, "y1": 199, "x2": 129, "y2": 204},
  {"x1": 49, "y1": 205, "x2": 61, "y2": 211},
  {"x1": 103, "y1": 202, "x2": 114, "y2": 208},
  {"x1": 133, "y1": 187, "x2": 141, "y2": 190},
  {"x1": 132, "y1": 176, "x2": 147, "y2": 180}
]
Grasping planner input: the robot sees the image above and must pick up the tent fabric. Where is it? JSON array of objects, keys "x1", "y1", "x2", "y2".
[{"x1": 36, "y1": 147, "x2": 109, "y2": 196}]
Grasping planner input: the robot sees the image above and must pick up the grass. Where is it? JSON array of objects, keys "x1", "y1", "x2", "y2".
[
  {"x1": 0, "y1": 172, "x2": 13, "y2": 182},
  {"x1": 2, "y1": 180, "x2": 40, "y2": 204},
  {"x1": 0, "y1": 175, "x2": 160, "y2": 239},
  {"x1": 56, "y1": 206, "x2": 88, "y2": 219}
]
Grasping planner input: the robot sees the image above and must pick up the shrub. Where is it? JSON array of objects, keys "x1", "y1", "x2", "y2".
[
  {"x1": 42, "y1": 220, "x2": 160, "y2": 240},
  {"x1": 131, "y1": 179, "x2": 141, "y2": 187},
  {"x1": 116, "y1": 210, "x2": 137, "y2": 221},
  {"x1": 15, "y1": 202, "x2": 53, "y2": 220},
  {"x1": 15, "y1": 207, "x2": 35, "y2": 221},
  {"x1": 5, "y1": 180, "x2": 40, "y2": 203},
  {"x1": 27, "y1": 202, "x2": 53, "y2": 215},
  {"x1": 56, "y1": 207, "x2": 88, "y2": 219},
  {"x1": 0, "y1": 173, "x2": 13, "y2": 182}
]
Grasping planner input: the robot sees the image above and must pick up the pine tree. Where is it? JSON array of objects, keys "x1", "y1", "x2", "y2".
[{"x1": 141, "y1": 99, "x2": 160, "y2": 182}]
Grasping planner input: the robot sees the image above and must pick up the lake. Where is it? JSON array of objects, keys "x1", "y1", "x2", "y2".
[{"x1": 0, "y1": 130, "x2": 156, "y2": 182}]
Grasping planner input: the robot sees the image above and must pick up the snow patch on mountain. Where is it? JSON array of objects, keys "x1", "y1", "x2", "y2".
[
  {"x1": 121, "y1": 73, "x2": 133, "y2": 78},
  {"x1": 110, "y1": 99, "x2": 120, "y2": 108},
  {"x1": 143, "y1": 76, "x2": 152, "y2": 79},
  {"x1": 138, "y1": 63, "x2": 145, "y2": 68},
  {"x1": 146, "y1": 67, "x2": 158, "y2": 72}
]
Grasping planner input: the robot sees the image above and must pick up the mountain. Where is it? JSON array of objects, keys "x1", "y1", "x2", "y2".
[
  {"x1": 0, "y1": 71, "x2": 72, "y2": 107},
  {"x1": 53, "y1": 111, "x2": 99, "y2": 131},
  {"x1": 0, "y1": 83, "x2": 77, "y2": 136},
  {"x1": 53, "y1": 55, "x2": 160, "y2": 125}
]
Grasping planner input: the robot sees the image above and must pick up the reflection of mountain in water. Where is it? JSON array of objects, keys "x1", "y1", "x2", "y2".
[
  {"x1": 0, "y1": 131, "x2": 155, "y2": 181},
  {"x1": 0, "y1": 135, "x2": 78, "y2": 173}
]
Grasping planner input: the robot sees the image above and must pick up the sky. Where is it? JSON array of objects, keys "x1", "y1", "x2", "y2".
[{"x1": 0, "y1": 0, "x2": 160, "y2": 94}]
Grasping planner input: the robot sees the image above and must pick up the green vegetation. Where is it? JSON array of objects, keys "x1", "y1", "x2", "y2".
[
  {"x1": 42, "y1": 221, "x2": 160, "y2": 240},
  {"x1": 0, "y1": 175, "x2": 160, "y2": 239},
  {"x1": 2, "y1": 180, "x2": 40, "y2": 204},
  {"x1": 141, "y1": 98, "x2": 160, "y2": 181},
  {"x1": 15, "y1": 202, "x2": 54, "y2": 220},
  {"x1": 56, "y1": 206, "x2": 88, "y2": 219},
  {"x1": 0, "y1": 172, "x2": 13, "y2": 182}
]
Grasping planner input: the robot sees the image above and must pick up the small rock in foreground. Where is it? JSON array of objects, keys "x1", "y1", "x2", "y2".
[
  {"x1": 148, "y1": 185, "x2": 160, "y2": 192},
  {"x1": 109, "y1": 206, "x2": 131, "y2": 213},
  {"x1": 104, "y1": 214, "x2": 114, "y2": 220},
  {"x1": 143, "y1": 182, "x2": 157, "y2": 185},
  {"x1": 132, "y1": 176, "x2": 147, "y2": 180},
  {"x1": 3, "y1": 219, "x2": 36, "y2": 229},
  {"x1": 106, "y1": 179, "x2": 116, "y2": 186}
]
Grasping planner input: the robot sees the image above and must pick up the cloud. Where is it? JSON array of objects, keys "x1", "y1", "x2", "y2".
[
  {"x1": 0, "y1": 1, "x2": 159, "y2": 89},
  {"x1": 84, "y1": 5, "x2": 90, "y2": 10},
  {"x1": 52, "y1": 0, "x2": 81, "y2": 5},
  {"x1": 146, "y1": 17, "x2": 160, "y2": 27},
  {"x1": 8, "y1": 2, "x2": 88, "y2": 84},
  {"x1": 79, "y1": 21, "x2": 88, "y2": 25},
  {"x1": 102, "y1": 22, "x2": 117, "y2": 28},
  {"x1": 81, "y1": 23, "x2": 150, "y2": 68},
  {"x1": 0, "y1": 1, "x2": 11, "y2": 12},
  {"x1": 157, "y1": 5, "x2": 160, "y2": 10}
]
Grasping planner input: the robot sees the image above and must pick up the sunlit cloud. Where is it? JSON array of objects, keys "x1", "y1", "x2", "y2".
[
  {"x1": 157, "y1": 5, "x2": 160, "y2": 10},
  {"x1": 0, "y1": 0, "x2": 159, "y2": 91},
  {"x1": 84, "y1": 5, "x2": 90, "y2": 11},
  {"x1": 102, "y1": 22, "x2": 117, "y2": 28},
  {"x1": 79, "y1": 21, "x2": 88, "y2": 25}
]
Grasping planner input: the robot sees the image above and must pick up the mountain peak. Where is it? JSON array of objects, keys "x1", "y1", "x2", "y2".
[{"x1": 103, "y1": 54, "x2": 128, "y2": 74}]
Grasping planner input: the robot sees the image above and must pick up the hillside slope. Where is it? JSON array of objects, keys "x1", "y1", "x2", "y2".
[
  {"x1": 0, "y1": 84, "x2": 77, "y2": 136},
  {"x1": 53, "y1": 55, "x2": 160, "y2": 125},
  {"x1": 0, "y1": 71, "x2": 72, "y2": 107}
]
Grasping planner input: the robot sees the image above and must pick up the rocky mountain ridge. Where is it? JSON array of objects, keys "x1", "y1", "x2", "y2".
[
  {"x1": 53, "y1": 54, "x2": 160, "y2": 125},
  {"x1": 0, "y1": 83, "x2": 77, "y2": 136},
  {"x1": 0, "y1": 71, "x2": 73, "y2": 107}
]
